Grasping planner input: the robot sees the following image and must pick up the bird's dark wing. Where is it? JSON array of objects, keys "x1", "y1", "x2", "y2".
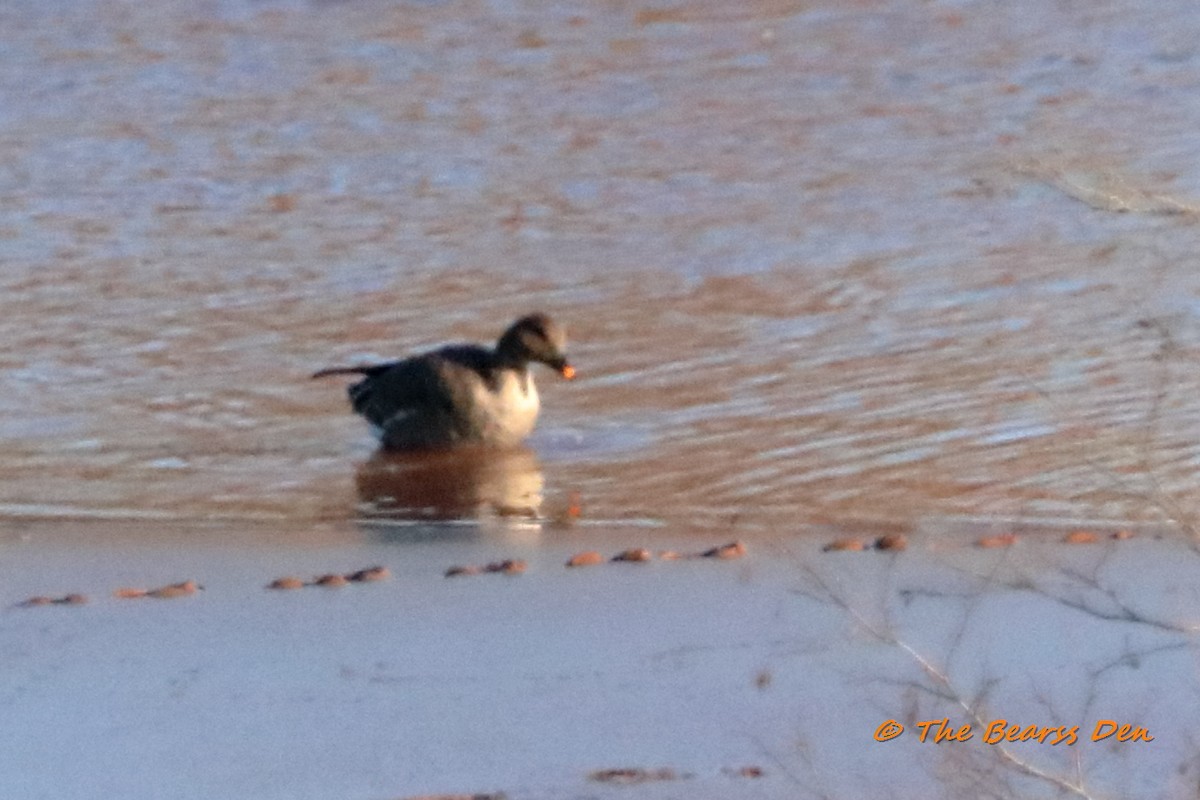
[
  {"x1": 341, "y1": 358, "x2": 453, "y2": 429},
  {"x1": 313, "y1": 345, "x2": 498, "y2": 430}
]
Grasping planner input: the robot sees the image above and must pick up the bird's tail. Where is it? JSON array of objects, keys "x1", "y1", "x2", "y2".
[{"x1": 311, "y1": 365, "x2": 374, "y2": 379}]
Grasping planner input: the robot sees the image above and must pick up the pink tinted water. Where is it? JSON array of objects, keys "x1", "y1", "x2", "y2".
[{"x1": 3, "y1": 0, "x2": 1200, "y2": 531}]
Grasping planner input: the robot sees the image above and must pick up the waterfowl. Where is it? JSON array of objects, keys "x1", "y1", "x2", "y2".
[{"x1": 313, "y1": 313, "x2": 574, "y2": 450}]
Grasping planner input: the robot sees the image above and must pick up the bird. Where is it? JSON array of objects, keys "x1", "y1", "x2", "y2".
[{"x1": 313, "y1": 313, "x2": 575, "y2": 450}]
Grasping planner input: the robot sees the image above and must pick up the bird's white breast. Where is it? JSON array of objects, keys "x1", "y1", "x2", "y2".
[{"x1": 473, "y1": 370, "x2": 540, "y2": 443}]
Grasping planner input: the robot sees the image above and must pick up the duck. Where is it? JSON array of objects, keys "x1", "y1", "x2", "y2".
[{"x1": 313, "y1": 313, "x2": 575, "y2": 450}]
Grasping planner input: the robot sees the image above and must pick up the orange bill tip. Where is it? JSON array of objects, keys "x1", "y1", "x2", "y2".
[{"x1": 561, "y1": 364, "x2": 576, "y2": 380}]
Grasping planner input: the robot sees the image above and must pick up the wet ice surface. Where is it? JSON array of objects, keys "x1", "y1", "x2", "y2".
[
  {"x1": 4, "y1": 0, "x2": 1200, "y2": 796},
  {"x1": 3, "y1": 522, "x2": 1200, "y2": 800}
]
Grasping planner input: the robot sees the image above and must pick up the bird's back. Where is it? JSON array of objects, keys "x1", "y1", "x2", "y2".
[{"x1": 345, "y1": 344, "x2": 536, "y2": 449}]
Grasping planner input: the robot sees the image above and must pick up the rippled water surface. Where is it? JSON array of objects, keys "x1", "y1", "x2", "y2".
[
  {"x1": 3, "y1": 0, "x2": 1200, "y2": 529},
  {"x1": 5, "y1": 0, "x2": 1200, "y2": 798}
]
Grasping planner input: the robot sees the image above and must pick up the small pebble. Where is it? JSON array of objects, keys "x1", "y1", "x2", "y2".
[
  {"x1": 347, "y1": 566, "x2": 390, "y2": 582},
  {"x1": 976, "y1": 533, "x2": 1018, "y2": 549},
  {"x1": 445, "y1": 565, "x2": 482, "y2": 578},
  {"x1": 566, "y1": 550, "x2": 604, "y2": 567},
  {"x1": 588, "y1": 767, "x2": 678, "y2": 784},
  {"x1": 702, "y1": 540, "x2": 746, "y2": 559},
  {"x1": 822, "y1": 538, "x2": 866, "y2": 552},
  {"x1": 267, "y1": 576, "x2": 305, "y2": 590},
  {"x1": 17, "y1": 594, "x2": 89, "y2": 608},
  {"x1": 314, "y1": 573, "x2": 349, "y2": 588},
  {"x1": 148, "y1": 580, "x2": 201, "y2": 599},
  {"x1": 612, "y1": 548, "x2": 653, "y2": 563},
  {"x1": 874, "y1": 534, "x2": 908, "y2": 551},
  {"x1": 147, "y1": 586, "x2": 188, "y2": 599},
  {"x1": 1063, "y1": 530, "x2": 1098, "y2": 544},
  {"x1": 485, "y1": 559, "x2": 527, "y2": 575}
]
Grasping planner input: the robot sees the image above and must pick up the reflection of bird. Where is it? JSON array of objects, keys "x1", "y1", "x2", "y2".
[
  {"x1": 355, "y1": 446, "x2": 545, "y2": 522},
  {"x1": 313, "y1": 313, "x2": 575, "y2": 450}
]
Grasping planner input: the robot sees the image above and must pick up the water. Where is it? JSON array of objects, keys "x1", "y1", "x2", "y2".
[
  {"x1": 3, "y1": 0, "x2": 1200, "y2": 797},
  {"x1": 4, "y1": 0, "x2": 1200, "y2": 529}
]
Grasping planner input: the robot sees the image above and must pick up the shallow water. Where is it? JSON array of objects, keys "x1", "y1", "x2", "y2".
[
  {"x1": 3, "y1": 0, "x2": 1200, "y2": 529},
  {"x1": 4, "y1": 0, "x2": 1200, "y2": 797}
]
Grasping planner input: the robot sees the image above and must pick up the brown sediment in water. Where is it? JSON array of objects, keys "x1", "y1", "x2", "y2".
[
  {"x1": 268, "y1": 568, "x2": 389, "y2": 589},
  {"x1": 588, "y1": 767, "x2": 679, "y2": 784},
  {"x1": 267, "y1": 576, "x2": 306, "y2": 590},
  {"x1": 445, "y1": 559, "x2": 527, "y2": 576},
  {"x1": 147, "y1": 580, "x2": 202, "y2": 599},
  {"x1": 565, "y1": 541, "x2": 753, "y2": 563},
  {"x1": 566, "y1": 550, "x2": 604, "y2": 567},
  {"x1": 701, "y1": 540, "x2": 746, "y2": 559},
  {"x1": 347, "y1": 565, "x2": 390, "y2": 582},
  {"x1": 823, "y1": 538, "x2": 867, "y2": 552},
  {"x1": 17, "y1": 593, "x2": 88, "y2": 608},
  {"x1": 484, "y1": 559, "x2": 526, "y2": 575},
  {"x1": 874, "y1": 534, "x2": 908, "y2": 551}
]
